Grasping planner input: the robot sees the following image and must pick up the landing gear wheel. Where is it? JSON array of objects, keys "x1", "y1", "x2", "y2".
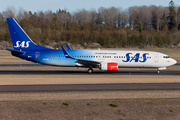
[{"x1": 87, "y1": 68, "x2": 93, "y2": 73}]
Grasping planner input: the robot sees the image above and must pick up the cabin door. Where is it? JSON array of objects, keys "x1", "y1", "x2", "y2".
[
  {"x1": 154, "y1": 54, "x2": 159, "y2": 62},
  {"x1": 35, "y1": 52, "x2": 40, "y2": 61}
]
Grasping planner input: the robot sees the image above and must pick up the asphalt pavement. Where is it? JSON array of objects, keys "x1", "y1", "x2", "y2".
[{"x1": 0, "y1": 83, "x2": 180, "y2": 92}]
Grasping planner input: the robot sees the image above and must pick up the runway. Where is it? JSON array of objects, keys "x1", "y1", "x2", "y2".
[
  {"x1": 0, "y1": 64, "x2": 179, "y2": 92},
  {"x1": 0, "y1": 63, "x2": 180, "y2": 67},
  {"x1": 0, "y1": 70, "x2": 179, "y2": 75},
  {"x1": 0, "y1": 64, "x2": 179, "y2": 75},
  {"x1": 0, "y1": 83, "x2": 180, "y2": 92}
]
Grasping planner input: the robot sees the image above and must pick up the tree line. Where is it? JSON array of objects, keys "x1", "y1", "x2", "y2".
[{"x1": 0, "y1": 0, "x2": 180, "y2": 48}]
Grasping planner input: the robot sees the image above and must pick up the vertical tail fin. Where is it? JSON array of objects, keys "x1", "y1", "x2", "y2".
[{"x1": 6, "y1": 18, "x2": 48, "y2": 50}]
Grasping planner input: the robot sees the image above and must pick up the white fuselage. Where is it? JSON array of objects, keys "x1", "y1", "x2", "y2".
[
  {"x1": 36, "y1": 49, "x2": 177, "y2": 69},
  {"x1": 68, "y1": 50, "x2": 177, "y2": 69}
]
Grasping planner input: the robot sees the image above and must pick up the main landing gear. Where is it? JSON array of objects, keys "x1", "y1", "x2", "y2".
[{"x1": 87, "y1": 68, "x2": 93, "y2": 73}]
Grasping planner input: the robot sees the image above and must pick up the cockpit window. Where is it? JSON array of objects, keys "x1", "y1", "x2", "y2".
[{"x1": 163, "y1": 56, "x2": 170, "y2": 59}]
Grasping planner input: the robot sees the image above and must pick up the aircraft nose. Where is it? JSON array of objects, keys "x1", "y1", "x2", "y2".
[{"x1": 171, "y1": 58, "x2": 177, "y2": 65}]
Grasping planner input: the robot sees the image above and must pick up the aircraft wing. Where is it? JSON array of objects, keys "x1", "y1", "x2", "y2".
[
  {"x1": 61, "y1": 46, "x2": 101, "y2": 65},
  {"x1": 6, "y1": 47, "x2": 26, "y2": 54}
]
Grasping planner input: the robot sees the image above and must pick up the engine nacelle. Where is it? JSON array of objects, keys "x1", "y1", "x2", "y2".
[{"x1": 101, "y1": 62, "x2": 118, "y2": 71}]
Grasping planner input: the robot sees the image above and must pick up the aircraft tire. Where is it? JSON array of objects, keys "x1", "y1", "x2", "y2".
[{"x1": 88, "y1": 68, "x2": 93, "y2": 73}]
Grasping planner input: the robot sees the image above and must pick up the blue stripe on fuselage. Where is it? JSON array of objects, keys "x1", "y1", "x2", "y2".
[{"x1": 15, "y1": 49, "x2": 95, "y2": 66}]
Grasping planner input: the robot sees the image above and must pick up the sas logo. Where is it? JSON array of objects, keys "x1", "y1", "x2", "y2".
[
  {"x1": 122, "y1": 53, "x2": 149, "y2": 63},
  {"x1": 14, "y1": 41, "x2": 30, "y2": 48}
]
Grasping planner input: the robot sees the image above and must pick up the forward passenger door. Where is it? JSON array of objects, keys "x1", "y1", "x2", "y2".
[{"x1": 154, "y1": 54, "x2": 159, "y2": 62}]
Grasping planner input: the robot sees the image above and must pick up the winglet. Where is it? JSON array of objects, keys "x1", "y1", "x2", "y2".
[
  {"x1": 66, "y1": 44, "x2": 72, "y2": 50},
  {"x1": 61, "y1": 46, "x2": 72, "y2": 58}
]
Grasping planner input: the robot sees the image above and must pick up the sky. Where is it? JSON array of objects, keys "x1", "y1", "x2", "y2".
[{"x1": 0, "y1": 0, "x2": 180, "y2": 13}]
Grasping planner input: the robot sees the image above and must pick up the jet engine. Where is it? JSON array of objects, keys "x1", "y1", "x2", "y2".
[{"x1": 101, "y1": 62, "x2": 118, "y2": 71}]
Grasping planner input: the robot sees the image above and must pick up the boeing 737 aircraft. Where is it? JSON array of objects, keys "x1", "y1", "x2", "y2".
[{"x1": 6, "y1": 18, "x2": 177, "y2": 73}]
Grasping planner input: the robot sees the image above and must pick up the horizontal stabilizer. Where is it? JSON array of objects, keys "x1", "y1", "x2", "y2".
[{"x1": 6, "y1": 47, "x2": 25, "y2": 54}]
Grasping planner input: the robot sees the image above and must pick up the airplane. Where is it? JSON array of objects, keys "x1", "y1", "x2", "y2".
[{"x1": 6, "y1": 18, "x2": 177, "y2": 73}]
